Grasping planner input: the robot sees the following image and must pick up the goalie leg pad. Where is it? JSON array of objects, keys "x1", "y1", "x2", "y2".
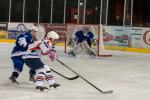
[
  {"x1": 67, "y1": 39, "x2": 76, "y2": 47},
  {"x1": 68, "y1": 43, "x2": 82, "y2": 56},
  {"x1": 73, "y1": 44, "x2": 82, "y2": 55}
]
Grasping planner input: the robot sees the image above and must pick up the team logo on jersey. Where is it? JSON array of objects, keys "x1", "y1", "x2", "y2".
[{"x1": 24, "y1": 35, "x2": 28, "y2": 38}]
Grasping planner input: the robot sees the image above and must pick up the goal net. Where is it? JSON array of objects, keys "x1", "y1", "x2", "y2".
[{"x1": 65, "y1": 24, "x2": 112, "y2": 57}]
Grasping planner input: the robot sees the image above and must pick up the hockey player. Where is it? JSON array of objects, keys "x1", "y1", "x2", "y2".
[
  {"x1": 68, "y1": 27, "x2": 96, "y2": 57},
  {"x1": 9, "y1": 25, "x2": 38, "y2": 84},
  {"x1": 23, "y1": 31, "x2": 60, "y2": 91}
]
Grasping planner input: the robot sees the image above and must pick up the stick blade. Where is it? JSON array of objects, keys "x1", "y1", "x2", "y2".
[
  {"x1": 101, "y1": 90, "x2": 113, "y2": 94},
  {"x1": 68, "y1": 75, "x2": 79, "y2": 80}
]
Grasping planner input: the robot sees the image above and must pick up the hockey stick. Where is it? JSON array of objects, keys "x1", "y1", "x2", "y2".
[
  {"x1": 51, "y1": 68, "x2": 79, "y2": 80},
  {"x1": 56, "y1": 59, "x2": 113, "y2": 94}
]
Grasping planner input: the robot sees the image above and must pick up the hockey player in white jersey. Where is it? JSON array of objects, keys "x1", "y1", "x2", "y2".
[{"x1": 23, "y1": 31, "x2": 60, "y2": 91}]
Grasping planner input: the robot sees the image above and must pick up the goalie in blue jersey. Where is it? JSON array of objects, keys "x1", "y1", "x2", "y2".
[{"x1": 68, "y1": 27, "x2": 97, "y2": 57}]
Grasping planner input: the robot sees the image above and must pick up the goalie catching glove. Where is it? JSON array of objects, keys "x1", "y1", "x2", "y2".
[{"x1": 91, "y1": 39, "x2": 97, "y2": 46}]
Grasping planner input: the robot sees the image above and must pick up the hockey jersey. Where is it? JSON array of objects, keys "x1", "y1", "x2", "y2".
[
  {"x1": 23, "y1": 39, "x2": 54, "y2": 59},
  {"x1": 11, "y1": 31, "x2": 34, "y2": 57}
]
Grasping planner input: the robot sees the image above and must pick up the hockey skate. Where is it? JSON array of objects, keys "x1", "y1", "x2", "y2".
[
  {"x1": 68, "y1": 50, "x2": 73, "y2": 55},
  {"x1": 68, "y1": 50, "x2": 77, "y2": 57},
  {"x1": 9, "y1": 76, "x2": 19, "y2": 85},
  {"x1": 36, "y1": 86, "x2": 48, "y2": 92},
  {"x1": 69, "y1": 50, "x2": 80, "y2": 57},
  {"x1": 49, "y1": 83, "x2": 60, "y2": 89},
  {"x1": 88, "y1": 49, "x2": 96, "y2": 56},
  {"x1": 29, "y1": 75, "x2": 36, "y2": 82}
]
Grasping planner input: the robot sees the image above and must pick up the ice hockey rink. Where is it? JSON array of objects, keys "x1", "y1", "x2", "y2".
[{"x1": 0, "y1": 43, "x2": 150, "y2": 100}]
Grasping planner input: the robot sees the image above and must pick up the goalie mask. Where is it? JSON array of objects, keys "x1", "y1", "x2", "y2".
[
  {"x1": 82, "y1": 27, "x2": 89, "y2": 35},
  {"x1": 46, "y1": 31, "x2": 59, "y2": 40}
]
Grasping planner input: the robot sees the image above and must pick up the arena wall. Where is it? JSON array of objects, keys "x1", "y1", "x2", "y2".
[{"x1": 0, "y1": 22, "x2": 150, "y2": 53}]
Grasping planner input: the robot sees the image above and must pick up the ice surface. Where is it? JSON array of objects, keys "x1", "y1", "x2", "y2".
[{"x1": 0, "y1": 43, "x2": 150, "y2": 100}]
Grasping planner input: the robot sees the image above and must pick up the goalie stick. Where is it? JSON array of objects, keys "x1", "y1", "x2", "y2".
[
  {"x1": 56, "y1": 59, "x2": 113, "y2": 94},
  {"x1": 51, "y1": 68, "x2": 79, "y2": 80}
]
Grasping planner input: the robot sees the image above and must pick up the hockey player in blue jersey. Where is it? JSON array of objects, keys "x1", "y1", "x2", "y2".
[
  {"x1": 68, "y1": 27, "x2": 96, "y2": 57},
  {"x1": 9, "y1": 25, "x2": 38, "y2": 84}
]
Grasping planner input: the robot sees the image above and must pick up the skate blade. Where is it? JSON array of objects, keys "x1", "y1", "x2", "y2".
[
  {"x1": 36, "y1": 89, "x2": 48, "y2": 92},
  {"x1": 49, "y1": 86, "x2": 60, "y2": 89},
  {"x1": 102, "y1": 90, "x2": 113, "y2": 94},
  {"x1": 8, "y1": 79, "x2": 19, "y2": 85}
]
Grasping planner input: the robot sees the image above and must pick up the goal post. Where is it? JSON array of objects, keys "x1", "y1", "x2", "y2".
[{"x1": 97, "y1": 25, "x2": 112, "y2": 57}]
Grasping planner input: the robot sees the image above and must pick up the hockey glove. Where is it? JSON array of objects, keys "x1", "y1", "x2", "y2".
[
  {"x1": 91, "y1": 39, "x2": 97, "y2": 46},
  {"x1": 48, "y1": 49, "x2": 58, "y2": 61}
]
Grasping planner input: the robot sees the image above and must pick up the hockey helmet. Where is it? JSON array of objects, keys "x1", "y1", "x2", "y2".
[
  {"x1": 46, "y1": 31, "x2": 59, "y2": 40},
  {"x1": 82, "y1": 27, "x2": 89, "y2": 34}
]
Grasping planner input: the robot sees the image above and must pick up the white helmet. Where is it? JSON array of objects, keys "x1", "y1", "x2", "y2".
[
  {"x1": 28, "y1": 25, "x2": 38, "y2": 32},
  {"x1": 47, "y1": 31, "x2": 59, "y2": 40}
]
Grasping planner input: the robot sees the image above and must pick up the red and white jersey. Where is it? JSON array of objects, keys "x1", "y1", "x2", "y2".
[{"x1": 23, "y1": 39, "x2": 54, "y2": 59}]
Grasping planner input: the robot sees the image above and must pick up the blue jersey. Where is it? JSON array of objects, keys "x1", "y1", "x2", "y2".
[
  {"x1": 11, "y1": 31, "x2": 34, "y2": 56},
  {"x1": 86, "y1": 31, "x2": 94, "y2": 43},
  {"x1": 75, "y1": 31, "x2": 86, "y2": 43}
]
